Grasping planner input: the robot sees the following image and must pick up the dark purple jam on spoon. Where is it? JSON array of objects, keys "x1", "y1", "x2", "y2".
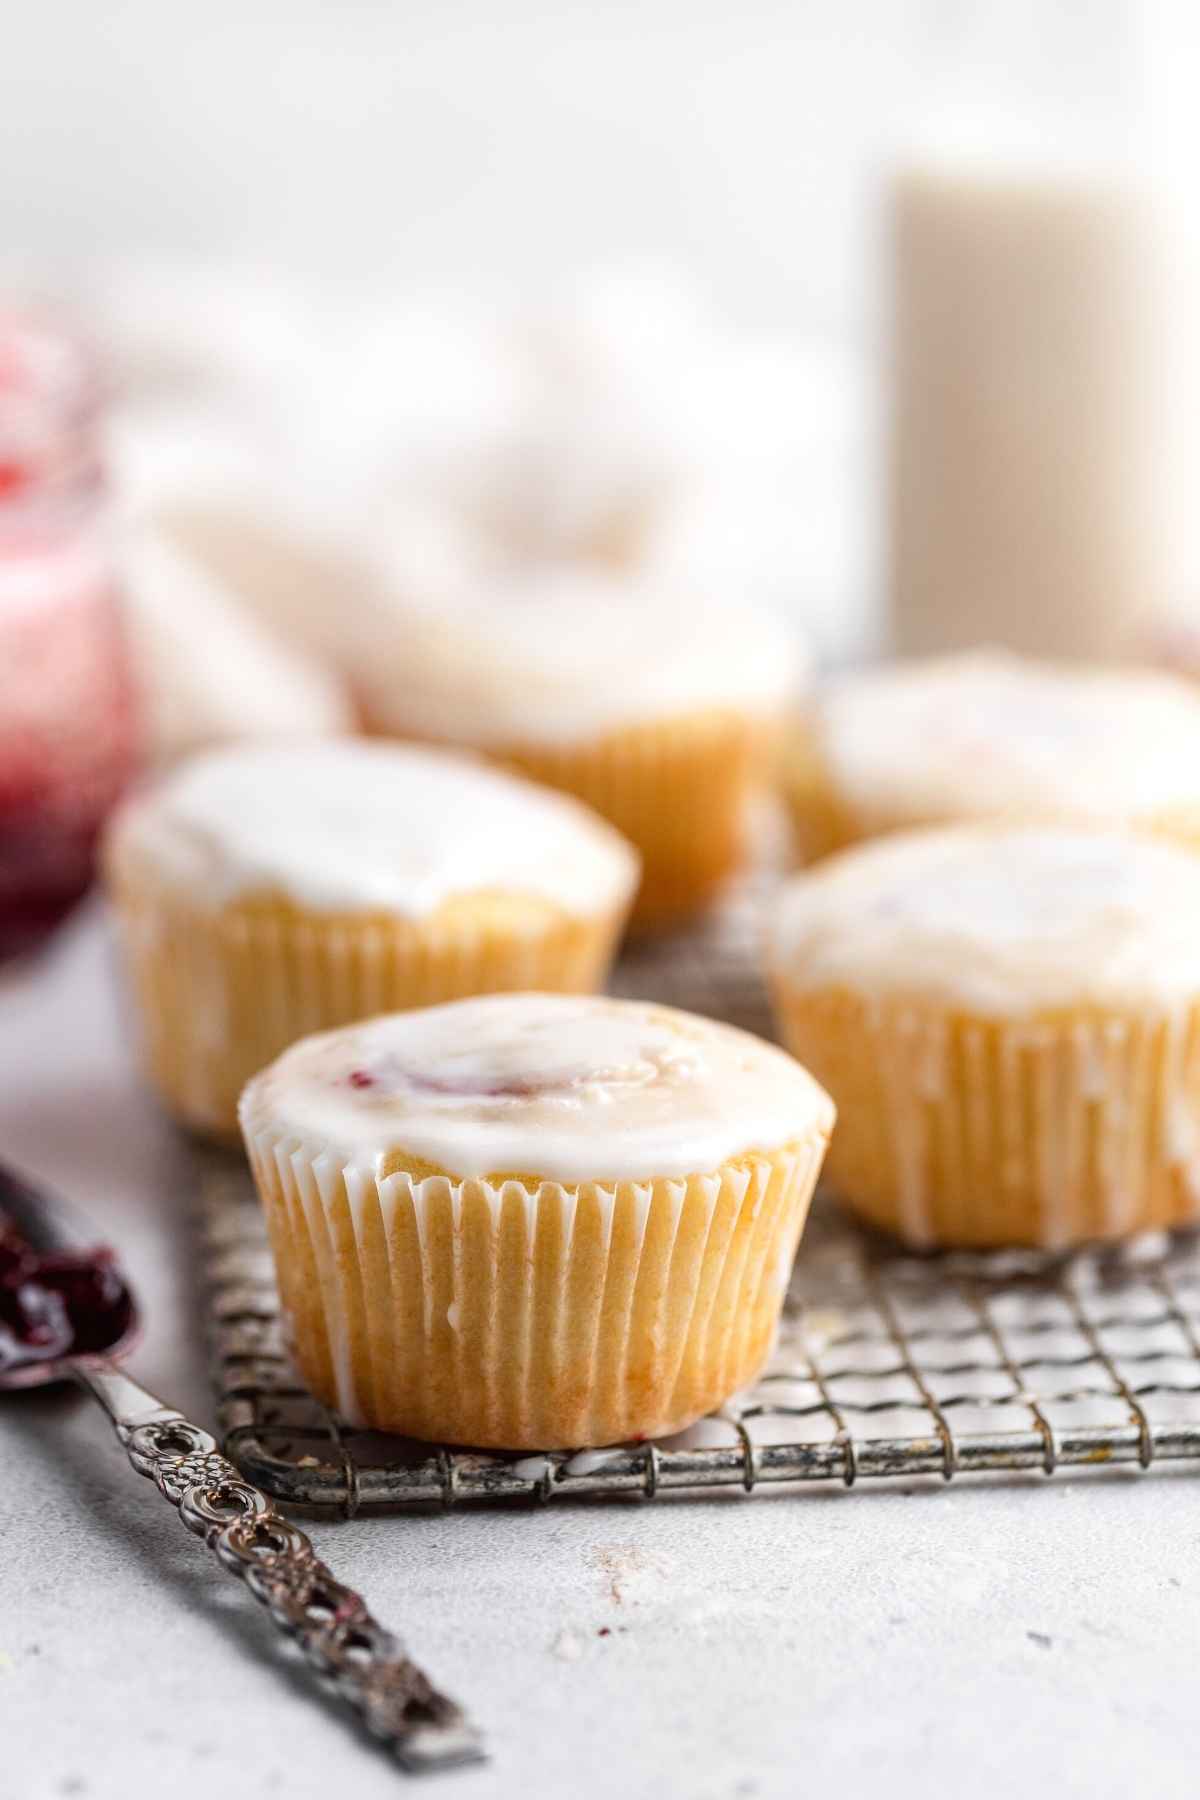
[{"x1": 0, "y1": 1209, "x2": 134, "y2": 1376}]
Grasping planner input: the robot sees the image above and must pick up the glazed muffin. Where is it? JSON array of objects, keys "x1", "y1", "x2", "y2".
[
  {"x1": 351, "y1": 572, "x2": 801, "y2": 928},
  {"x1": 783, "y1": 650, "x2": 1200, "y2": 863},
  {"x1": 105, "y1": 741, "x2": 638, "y2": 1139},
  {"x1": 769, "y1": 825, "x2": 1200, "y2": 1249},
  {"x1": 239, "y1": 992, "x2": 834, "y2": 1448}
]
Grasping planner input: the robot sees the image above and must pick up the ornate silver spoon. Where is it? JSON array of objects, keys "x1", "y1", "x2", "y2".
[{"x1": 0, "y1": 1159, "x2": 484, "y2": 1774}]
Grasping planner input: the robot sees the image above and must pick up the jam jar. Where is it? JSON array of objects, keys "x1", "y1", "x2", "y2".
[{"x1": 0, "y1": 315, "x2": 137, "y2": 958}]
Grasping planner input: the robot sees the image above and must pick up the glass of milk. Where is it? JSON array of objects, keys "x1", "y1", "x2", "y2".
[{"x1": 887, "y1": 0, "x2": 1178, "y2": 662}]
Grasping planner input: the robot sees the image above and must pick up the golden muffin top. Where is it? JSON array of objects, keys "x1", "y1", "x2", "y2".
[
  {"x1": 811, "y1": 651, "x2": 1200, "y2": 832},
  {"x1": 351, "y1": 569, "x2": 803, "y2": 746},
  {"x1": 240, "y1": 991, "x2": 834, "y2": 1183},
  {"x1": 105, "y1": 739, "x2": 638, "y2": 919},
  {"x1": 771, "y1": 824, "x2": 1200, "y2": 1016}
]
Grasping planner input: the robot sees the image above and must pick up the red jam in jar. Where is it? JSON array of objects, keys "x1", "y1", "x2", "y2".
[{"x1": 0, "y1": 314, "x2": 137, "y2": 958}]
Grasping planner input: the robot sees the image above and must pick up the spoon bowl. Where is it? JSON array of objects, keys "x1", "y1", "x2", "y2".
[{"x1": 0, "y1": 1163, "x2": 139, "y2": 1389}]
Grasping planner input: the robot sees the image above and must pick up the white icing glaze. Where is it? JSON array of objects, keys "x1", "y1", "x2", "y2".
[
  {"x1": 352, "y1": 566, "x2": 802, "y2": 747},
  {"x1": 240, "y1": 993, "x2": 834, "y2": 1182},
  {"x1": 562, "y1": 1448, "x2": 623, "y2": 1477},
  {"x1": 108, "y1": 740, "x2": 638, "y2": 918},
  {"x1": 771, "y1": 826, "x2": 1200, "y2": 1016},
  {"x1": 816, "y1": 651, "x2": 1200, "y2": 830},
  {"x1": 512, "y1": 1456, "x2": 556, "y2": 1483}
]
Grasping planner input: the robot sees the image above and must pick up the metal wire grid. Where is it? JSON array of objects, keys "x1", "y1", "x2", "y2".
[
  {"x1": 607, "y1": 869, "x2": 777, "y2": 1042},
  {"x1": 200, "y1": 875, "x2": 1200, "y2": 1513}
]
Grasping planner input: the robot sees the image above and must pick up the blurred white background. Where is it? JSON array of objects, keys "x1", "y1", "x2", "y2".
[
  {"x1": 0, "y1": 0, "x2": 1185, "y2": 674},
  {"x1": 0, "y1": 0, "x2": 943, "y2": 326}
]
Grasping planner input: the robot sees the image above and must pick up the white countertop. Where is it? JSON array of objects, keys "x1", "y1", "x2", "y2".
[{"x1": 4, "y1": 906, "x2": 1200, "y2": 1800}]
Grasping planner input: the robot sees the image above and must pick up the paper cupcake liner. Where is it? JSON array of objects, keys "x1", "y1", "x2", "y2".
[
  {"x1": 772, "y1": 982, "x2": 1200, "y2": 1248},
  {"x1": 241, "y1": 1129, "x2": 829, "y2": 1449},
  {"x1": 779, "y1": 721, "x2": 860, "y2": 865},
  {"x1": 108, "y1": 881, "x2": 628, "y2": 1139},
  {"x1": 490, "y1": 708, "x2": 773, "y2": 929}
]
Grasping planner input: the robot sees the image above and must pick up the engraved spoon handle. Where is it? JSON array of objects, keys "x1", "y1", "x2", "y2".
[{"x1": 74, "y1": 1360, "x2": 484, "y2": 1773}]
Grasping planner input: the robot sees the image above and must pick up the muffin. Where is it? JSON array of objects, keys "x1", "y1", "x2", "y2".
[
  {"x1": 769, "y1": 825, "x2": 1200, "y2": 1249},
  {"x1": 783, "y1": 650, "x2": 1200, "y2": 863},
  {"x1": 239, "y1": 992, "x2": 834, "y2": 1448},
  {"x1": 105, "y1": 741, "x2": 638, "y2": 1139},
  {"x1": 351, "y1": 572, "x2": 801, "y2": 928}
]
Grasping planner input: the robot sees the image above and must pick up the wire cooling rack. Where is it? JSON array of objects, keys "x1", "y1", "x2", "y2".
[{"x1": 200, "y1": 875, "x2": 1200, "y2": 1513}]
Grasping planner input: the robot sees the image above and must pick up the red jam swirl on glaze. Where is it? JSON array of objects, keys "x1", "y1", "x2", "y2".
[{"x1": 341, "y1": 1047, "x2": 697, "y2": 1106}]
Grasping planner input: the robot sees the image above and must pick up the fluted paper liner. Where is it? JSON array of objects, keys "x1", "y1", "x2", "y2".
[
  {"x1": 242, "y1": 1128, "x2": 829, "y2": 1448},
  {"x1": 108, "y1": 882, "x2": 628, "y2": 1140},
  {"x1": 779, "y1": 719, "x2": 860, "y2": 865},
  {"x1": 773, "y1": 982, "x2": 1200, "y2": 1248}
]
